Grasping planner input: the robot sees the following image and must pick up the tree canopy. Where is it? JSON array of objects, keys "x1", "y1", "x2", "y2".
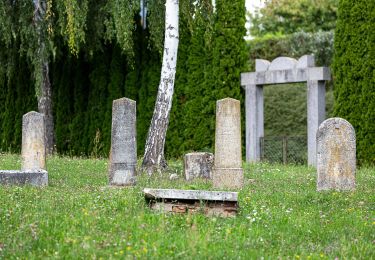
[{"x1": 249, "y1": 0, "x2": 338, "y2": 37}]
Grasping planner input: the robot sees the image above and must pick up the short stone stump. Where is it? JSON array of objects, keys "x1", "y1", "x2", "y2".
[
  {"x1": 0, "y1": 170, "x2": 48, "y2": 186},
  {"x1": 184, "y1": 152, "x2": 214, "y2": 180},
  {"x1": 143, "y1": 188, "x2": 238, "y2": 217}
]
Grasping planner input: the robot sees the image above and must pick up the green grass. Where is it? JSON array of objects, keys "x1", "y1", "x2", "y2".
[{"x1": 0, "y1": 153, "x2": 374, "y2": 259}]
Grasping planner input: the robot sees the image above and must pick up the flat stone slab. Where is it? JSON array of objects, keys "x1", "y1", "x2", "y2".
[
  {"x1": 0, "y1": 170, "x2": 48, "y2": 186},
  {"x1": 143, "y1": 188, "x2": 238, "y2": 217},
  {"x1": 144, "y1": 188, "x2": 238, "y2": 201}
]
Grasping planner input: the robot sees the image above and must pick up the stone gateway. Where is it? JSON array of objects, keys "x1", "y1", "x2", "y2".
[
  {"x1": 317, "y1": 118, "x2": 356, "y2": 191},
  {"x1": 241, "y1": 55, "x2": 330, "y2": 166}
]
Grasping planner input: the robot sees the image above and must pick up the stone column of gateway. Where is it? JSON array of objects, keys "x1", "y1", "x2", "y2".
[
  {"x1": 213, "y1": 98, "x2": 244, "y2": 189},
  {"x1": 241, "y1": 55, "x2": 331, "y2": 166},
  {"x1": 109, "y1": 98, "x2": 137, "y2": 186},
  {"x1": 22, "y1": 111, "x2": 46, "y2": 170}
]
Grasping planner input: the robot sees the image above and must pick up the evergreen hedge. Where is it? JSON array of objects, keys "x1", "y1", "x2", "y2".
[
  {"x1": 333, "y1": 0, "x2": 375, "y2": 164},
  {"x1": 179, "y1": 2, "x2": 215, "y2": 154}
]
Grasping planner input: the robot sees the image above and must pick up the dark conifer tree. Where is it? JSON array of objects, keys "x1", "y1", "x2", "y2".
[
  {"x1": 182, "y1": 1, "x2": 215, "y2": 153},
  {"x1": 333, "y1": 0, "x2": 375, "y2": 164}
]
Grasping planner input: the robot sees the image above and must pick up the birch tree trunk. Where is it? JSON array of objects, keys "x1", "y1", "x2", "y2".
[
  {"x1": 142, "y1": 0, "x2": 179, "y2": 175},
  {"x1": 33, "y1": 0, "x2": 55, "y2": 154}
]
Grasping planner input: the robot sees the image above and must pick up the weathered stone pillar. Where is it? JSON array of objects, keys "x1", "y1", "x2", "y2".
[
  {"x1": 245, "y1": 84, "x2": 264, "y2": 162},
  {"x1": 317, "y1": 118, "x2": 356, "y2": 191},
  {"x1": 307, "y1": 80, "x2": 326, "y2": 166},
  {"x1": 21, "y1": 111, "x2": 46, "y2": 171},
  {"x1": 109, "y1": 98, "x2": 137, "y2": 186},
  {"x1": 184, "y1": 152, "x2": 214, "y2": 180},
  {"x1": 213, "y1": 98, "x2": 243, "y2": 189}
]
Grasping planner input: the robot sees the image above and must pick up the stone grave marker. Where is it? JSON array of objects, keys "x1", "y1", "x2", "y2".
[
  {"x1": 0, "y1": 111, "x2": 48, "y2": 186},
  {"x1": 184, "y1": 152, "x2": 214, "y2": 180},
  {"x1": 213, "y1": 98, "x2": 244, "y2": 189},
  {"x1": 109, "y1": 97, "x2": 137, "y2": 186},
  {"x1": 22, "y1": 111, "x2": 46, "y2": 170},
  {"x1": 317, "y1": 117, "x2": 356, "y2": 191}
]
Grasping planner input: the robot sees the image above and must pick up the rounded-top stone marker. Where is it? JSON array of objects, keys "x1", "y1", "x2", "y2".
[{"x1": 317, "y1": 117, "x2": 356, "y2": 191}]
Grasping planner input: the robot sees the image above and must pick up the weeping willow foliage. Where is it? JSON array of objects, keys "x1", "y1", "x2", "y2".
[
  {"x1": 147, "y1": 0, "x2": 166, "y2": 55},
  {"x1": 0, "y1": 0, "x2": 140, "y2": 90},
  {"x1": 55, "y1": 0, "x2": 89, "y2": 55},
  {"x1": 0, "y1": 0, "x2": 141, "y2": 153},
  {"x1": 0, "y1": 2, "x2": 12, "y2": 46},
  {"x1": 0, "y1": 1, "x2": 38, "y2": 81},
  {"x1": 105, "y1": 0, "x2": 139, "y2": 59},
  {"x1": 0, "y1": 0, "x2": 250, "y2": 158}
]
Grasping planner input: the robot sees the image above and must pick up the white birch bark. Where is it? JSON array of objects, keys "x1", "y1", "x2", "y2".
[
  {"x1": 33, "y1": 0, "x2": 55, "y2": 154},
  {"x1": 142, "y1": 0, "x2": 179, "y2": 174}
]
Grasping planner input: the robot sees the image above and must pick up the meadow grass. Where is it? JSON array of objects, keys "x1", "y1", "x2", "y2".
[{"x1": 0, "y1": 153, "x2": 374, "y2": 259}]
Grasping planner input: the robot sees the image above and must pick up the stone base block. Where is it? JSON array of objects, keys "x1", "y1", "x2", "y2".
[
  {"x1": 184, "y1": 152, "x2": 214, "y2": 180},
  {"x1": 0, "y1": 170, "x2": 48, "y2": 186},
  {"x1": 213, "y1": 168, "x2": 244, "y2": 189},
  {"x1": 109, "y1": 163, "x2": 136, "y2": 186},
  {"x1": 317, "y1": 179, "x2": 355, "y2": 191}
]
